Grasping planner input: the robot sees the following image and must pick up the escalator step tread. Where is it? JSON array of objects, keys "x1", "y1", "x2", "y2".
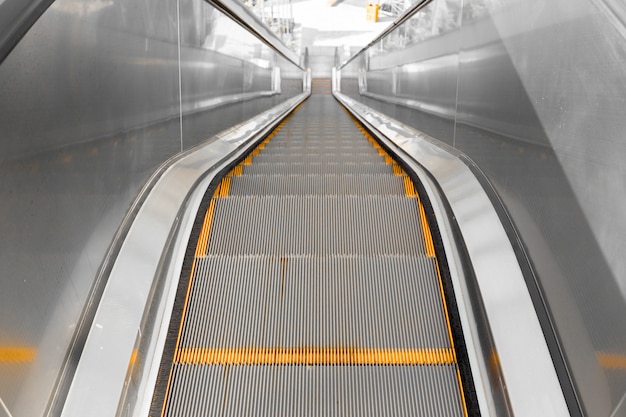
[
  {"x1": 229, "y1": 174, "x2": 406, "y2": 196},
  {"x1": 207, "y1": 195, "x2": 427, "y2": 256},
  {"x1": 154, "y1": 95, "x2": 469, "y2": 417},
  {"x1": 178, "y1": 254, "x2": 450, "y2": 349},
  {"x1": 164, "y1": 365, "x2": 465, "y2": 417}
]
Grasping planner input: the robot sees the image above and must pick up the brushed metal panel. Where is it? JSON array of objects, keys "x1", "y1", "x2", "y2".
[
  {"x1": 0, "y1": 3, "x2": 181, "y2": 416},
  {"x1": 0, "y1": 0, "x2": 302, "y2": 415},
  {"x1": 454, "y1": 2, "x2": 626, "y2": 415},
  {"x1": 60, "y1": 93, "x2": 307, "y2": 417},
  {"x1": 179, "y1": 2, "x2": 301, "y2": 149},
  {"x1": 339, "y1": 0, "x2": 626, "y2": 415},
  {"x1": 336, "y1": 92, "x2": 571, "y2": 417}
]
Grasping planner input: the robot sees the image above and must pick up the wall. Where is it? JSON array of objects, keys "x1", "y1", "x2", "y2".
[
  {"x1": 0, "y1": 1, "x2": 302, "y2": 415},
  {"x1": 340, "y1": 0, "x2": 626, "y2": 415}
]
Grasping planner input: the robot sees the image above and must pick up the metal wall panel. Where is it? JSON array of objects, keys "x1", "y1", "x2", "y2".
[
  {"x1": 340, "y1": 0, "x2": 626, "y2": 415},
  {"x1": 0, "y1": 0, "x2": 302, "y2": 415},
  {"x1": 178, "y1": 3, "x2": 301, "y2": 149}
]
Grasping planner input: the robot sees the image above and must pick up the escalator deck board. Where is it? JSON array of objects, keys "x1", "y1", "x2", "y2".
[{"x1": 154, "y1": 93, "x2": 471, "y2": 417}]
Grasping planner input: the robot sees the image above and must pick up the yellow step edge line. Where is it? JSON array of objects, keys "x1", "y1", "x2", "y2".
[
  {"x1": 456, "y1": 368, "x2": 469, "y2": 417},
  {"x1": 175, "y1": 347, "x2": 456, "y2": 366},
  {"x1": 161, "y1": 186, "x2": 219, "y2": 417},
  {"x1": 403, "y1": 176, "x2": 417, "y2": 198},
  {"x1": 229, "y1": 165, "x2": 239, "y2": 176},
  {"x1": 195, "y1": 198, "x2": 217, "y2": 257},
  {"x1": 0, "y1": 347, "x2": 36, "y2": 363},
  {"x1": 220, "y1": 176, "x2": 231, "y2": 198},
  {"x1": 159, "y1": 368, "x2": 175, "y2": 417},
  {"x1": 417, "y1": 200, "x2": 436, "y2": 257},
  {"x1": 434, "y1": 259, "x2": 457, "y2": 356}
]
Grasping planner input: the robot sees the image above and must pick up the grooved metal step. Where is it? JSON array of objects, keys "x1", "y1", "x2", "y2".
[
  {"x1": 207, "y1": 195, "x2": 427, "y2": 256},
  {"x1": 179, "y1": 255, "x2": 450, "y2": 349},
  {"x1": 252, "y1": 153, "x2": 384, "y2": 163},
  {"x1": 229, "y1": 174, "x2": 405, "y2": 196},
  {"x1": 164, "y1": 365, "x2": 465, "y2": 417},
  {"x1": 260, "y1": 146, "x2": 376, "y2": 153},
  {"x1": 243, "y1": 162, "x2": 395, "y2": 175},
  {"x1": 154, "y1": 95, "x2": 469, "y2": 417}
]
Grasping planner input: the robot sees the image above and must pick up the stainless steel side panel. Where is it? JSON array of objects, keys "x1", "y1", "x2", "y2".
[
  {"x1": 340, "y1": 0, "x2": 626, "y2": 415},
  {"x1": 0, "y1": 1, "x2": 302, "y2": 416},
  {"x1": 60, "y1": 93, "x2": 308, "y2": 417}
]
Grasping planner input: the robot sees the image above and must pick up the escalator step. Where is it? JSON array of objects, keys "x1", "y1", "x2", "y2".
[{"x1": 229, "y1": 174, "x2": 405, "y2": 196}]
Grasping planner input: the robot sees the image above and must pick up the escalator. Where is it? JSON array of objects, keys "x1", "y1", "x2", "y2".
[{"x1": 150, "y1": 80, "x2": 474, "y2": 417}]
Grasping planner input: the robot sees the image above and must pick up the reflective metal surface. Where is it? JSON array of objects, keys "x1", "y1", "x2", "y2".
[
  {"x1": 339, "y1": 0, "x2": 626, "y2": 415},
  {"x1": 336, "y1": 92, "x2": 569, "y2": 417},
  {"x1": 0, "y1": 0, "x2": 302, "y2": 415},
  {"x1": 61, "y1": 93, "x2": 307, "y2": 417},
  {"x1": 209, "y1": 0, "x2": 300, "y2": 64}
]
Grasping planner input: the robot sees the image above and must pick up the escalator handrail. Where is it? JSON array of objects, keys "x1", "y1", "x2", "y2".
[
  {"x1": 0, "y1": 0, "x2": 302, "y2": 70},
  {"x1": 208, "y1": 0, "x2": 303, "y2": 69},
  {"x1": 338, "y1": 0, "x2": 432, "y2": 69},
  {"x1": 0, "y1": 0, "x2": 55, "y2": 65}
]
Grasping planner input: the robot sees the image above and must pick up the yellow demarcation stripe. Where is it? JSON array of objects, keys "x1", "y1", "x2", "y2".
[
  {"x1": 417, "y1": 200, "x2": 436, "y2": 257},
  {"x1": 435, "y1": 260, "x2": 457, "y2": 358},
  {"x1": 175, "y1": 347, "x2": 456, "y2": 366},
  {"x1": 597, "y1": 352, "x2": 626, "y2": 369},
  {"x1": 456, "y1": 368, "x2": 469, "y2": 417},
  {"x1": 219, "y1": 176, "x2": 231, "y2": 197},
  {"x1": 393, "y1": 164, "x2": 405, "y2": 176},
  {"x1": 231, "y1": 165, "x2": 243, "y2": 176},
  {"x1": 403, "y1": 176, "x2": 417, "y2": 198},
  {"x1": 195, "y1": 198, "x2": 217, "y2": 257},
  {"x1": 0, "y1": 347, "x2": 36, "y2": 363},
  {"x1": 427, "y1": 207, "x2": 464, "y2": 416},
  {"x1": 161, "y1": 186, "x2": 221, "y2": 417}
]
